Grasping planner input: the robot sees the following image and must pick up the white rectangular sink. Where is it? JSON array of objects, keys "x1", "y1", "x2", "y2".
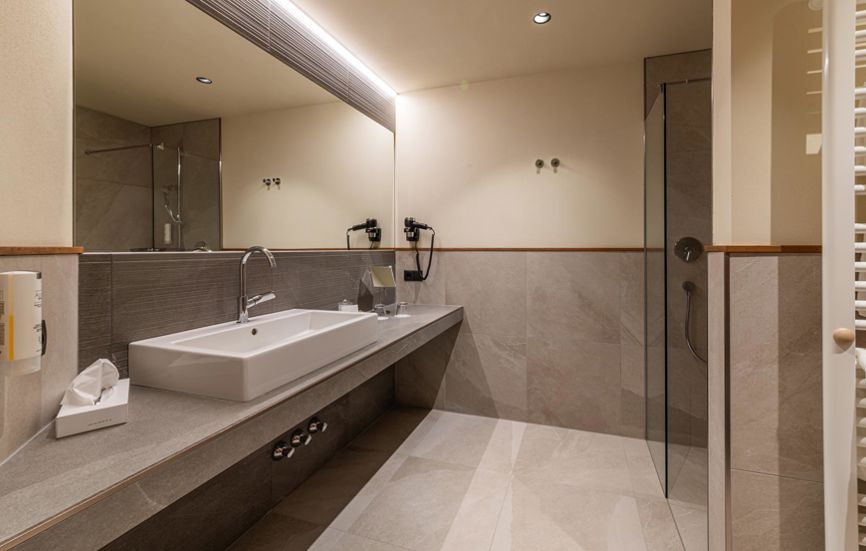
[{"x1": 129, "y1": 309, "x2": 378, "y2": 401}]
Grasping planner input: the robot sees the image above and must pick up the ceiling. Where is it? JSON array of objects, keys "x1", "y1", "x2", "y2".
[
  {"x1": 74, "y1": 0, "x2": 335, "y2": 127},
  {"x1": 291, "y1": 0, "x2": 713, "y2": 92}
]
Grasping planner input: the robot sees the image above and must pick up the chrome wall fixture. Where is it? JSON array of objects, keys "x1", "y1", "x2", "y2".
[
  {"x1": 271, "y1": 415, "x2": 329, "y2": 461},
  {"x1": 534, "y1": 158, "x2": 561, "y2": 173},
  {"x1": 237, "y1": 246, "x2": 277, "y2": 323},
  {"x1": 674, "y1": 236, "x2": 704, "y2": 263}
]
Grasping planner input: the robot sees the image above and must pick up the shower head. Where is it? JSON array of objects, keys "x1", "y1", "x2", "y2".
[{"x1": 162, "y1": 187, "x2": 181, "y2": 223}]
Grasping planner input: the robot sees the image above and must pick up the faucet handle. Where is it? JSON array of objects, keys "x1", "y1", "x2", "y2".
[{"x1": 247, "y1": 292, "x2": 276, "y2": 308}]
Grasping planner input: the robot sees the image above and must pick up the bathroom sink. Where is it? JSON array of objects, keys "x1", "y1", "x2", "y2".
[{"x1": 129, "y1": 310, "x2": 378, "y2": 401}]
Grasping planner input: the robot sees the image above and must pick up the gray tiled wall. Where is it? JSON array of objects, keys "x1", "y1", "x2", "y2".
[
  {"x1": 75, "y1": 107, "x2": 153, "y2": 251},
  {"x1": 79, "y1": 250, "x2": 396, "y2": 375},
  {"x1": 728, "y1": 254, "x2": 823, "y2": 550},
  {"x1": 394, "y1": 250, "x2": 645, "y2": 438},
  {"x1": 0, "y1": 255, "x2": 78, "y2": 463}
]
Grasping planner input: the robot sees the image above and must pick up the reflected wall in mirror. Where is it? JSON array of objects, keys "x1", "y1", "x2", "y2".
[{"x1": 73, "y1": 0, "x2": 395, "y2": 252}]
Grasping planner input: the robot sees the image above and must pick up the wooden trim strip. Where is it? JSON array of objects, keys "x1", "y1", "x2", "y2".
[
  {"x1": 221, "y1": 247, "x2": 386, "y2": 252},
  {"x1": 394, "y1": 247, "x2": 645, "y2": 252},
  {"x1": 705, "y1": 245, "x2": 822, "y2": 254},
  {"x1": 0, "y1": 247, "x2": 84, "y2": 256}
]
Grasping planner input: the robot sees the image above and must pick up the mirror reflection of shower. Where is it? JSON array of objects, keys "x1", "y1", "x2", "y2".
[
  {"x1": 83, "y1": 142, "x2": 164, "y2": 156},
  {"x1": 74, "y1": 109, "x2": 222, "y2": 251}
]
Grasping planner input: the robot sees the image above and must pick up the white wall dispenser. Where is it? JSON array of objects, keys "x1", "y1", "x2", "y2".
[{"x1": 0, "y1": 271, "x2": 43, "y2": 377}]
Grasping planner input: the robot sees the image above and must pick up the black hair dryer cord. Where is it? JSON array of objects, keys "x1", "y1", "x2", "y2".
[{"x1": 414, "y1": 229, "x2": 435, "y2": 281}]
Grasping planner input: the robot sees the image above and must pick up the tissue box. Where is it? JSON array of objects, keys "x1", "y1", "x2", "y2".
[{"x1": 55, "y1": 379, "x2": 129, "y2": 438}]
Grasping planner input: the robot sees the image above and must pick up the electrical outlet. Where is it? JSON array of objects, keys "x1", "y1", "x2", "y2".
[{"x1": 403, "y1": 270, "x2": 424, "y2": 281}]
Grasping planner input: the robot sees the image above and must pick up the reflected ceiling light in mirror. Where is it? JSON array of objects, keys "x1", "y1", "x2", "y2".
[
  {"x1": 195, "y1": 76, "x2": 213, "y2": 84},
  {"x1": 533, "y1": 12, "x2": 552, "y2": 24},
  {"x1": 271, "y1": 0, "x2": 397, "y2": 98}
]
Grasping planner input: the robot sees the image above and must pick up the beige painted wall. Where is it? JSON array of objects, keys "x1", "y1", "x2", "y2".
[
  {"x1": 713, "y1": 0, "x2": 821, "y2": 245},
  {"x1": 0, "y1": 0, "x2": 73, "y2": 246},
  {"x1": 395, "y1": 63, "x2": 644, "y2": 248},
  {"x1": 221, "y1": 101, "x2": 395, "y2": 249},
  {"x1": 0, "y1": 2, "x2": 79, "y2": 465}
]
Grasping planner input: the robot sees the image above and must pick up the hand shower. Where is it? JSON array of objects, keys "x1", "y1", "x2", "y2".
[
  {"x1": 682, "y1": 281, "x2": 707, "y2": 364},
  {"x1": 162, "y1": 187, "x2": 181, "y2": 223}
]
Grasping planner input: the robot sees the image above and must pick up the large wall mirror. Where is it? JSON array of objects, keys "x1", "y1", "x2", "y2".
[{"x1": 73, "y1": 0, "x2": 395, "y2": 252}]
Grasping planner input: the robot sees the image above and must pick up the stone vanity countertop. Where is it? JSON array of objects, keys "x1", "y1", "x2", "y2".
[{"x1": 0, "y1": 304, "x2": 463, "y2": 549}]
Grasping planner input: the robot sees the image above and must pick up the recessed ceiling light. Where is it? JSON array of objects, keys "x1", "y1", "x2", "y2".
[
  {"x1": 533, "y1": 12, "x2": 551, "y2": 24},
  {"x1": 195, "y1": 76, "x2": 213, "y2": 85}
]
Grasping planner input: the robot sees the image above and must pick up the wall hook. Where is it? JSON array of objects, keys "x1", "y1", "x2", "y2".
[
  {"x1": 550, "y1": 158, "x2": 561, "y2": 173},
  {"x1": 535, "y1": 159, "x2": 545, "y2": 174},
  {"x1": 263, "y1": 178, "x2": 272, "y2": 189}
]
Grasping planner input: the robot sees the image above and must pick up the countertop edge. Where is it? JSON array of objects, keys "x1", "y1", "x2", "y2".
[{"x1": 1, "y1": 305, "x2": 463, "y2": 550}]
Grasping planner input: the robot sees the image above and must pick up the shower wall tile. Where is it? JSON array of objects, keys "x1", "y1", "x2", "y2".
[
  {"x1": 729, "y1": 254, "x2": 823, "y2": 483},
  {"x1": 644, "y1": 49, "x2": 712, "y2": 115},
  {"x1": 726, "y1": 253, "x2": 823, "y2": 551},
  {"x1": 74, "y1": 107, "x2": 154, "y2": 251},
  {"x1": 730, "y1": 469, "x2": 824, "y2": 551},
  {"x1": 396, "y1": 250, "x2": 644, "y2": 437},
  {"x1": 79, "y1": 250, "x2": 396, "y2": 376}
]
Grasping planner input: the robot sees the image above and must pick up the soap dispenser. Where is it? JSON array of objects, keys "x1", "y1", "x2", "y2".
[{"x1": 0, "y1": 271, "x2": 44, "y2": 376}]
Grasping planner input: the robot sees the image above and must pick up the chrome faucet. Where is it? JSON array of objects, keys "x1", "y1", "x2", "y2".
[{"x1": 238, "y1": 246, "x2": 277, "y2": 323}]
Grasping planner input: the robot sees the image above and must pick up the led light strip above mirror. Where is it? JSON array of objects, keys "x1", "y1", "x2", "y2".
[{"x1": 186, "y1": 0, "x2": 397, "y2": 129}]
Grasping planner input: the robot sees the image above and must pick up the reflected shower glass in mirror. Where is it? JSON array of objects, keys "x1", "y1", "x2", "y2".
[{"x1": 73, "y1": 0, "x2": 394, "y2": 252}]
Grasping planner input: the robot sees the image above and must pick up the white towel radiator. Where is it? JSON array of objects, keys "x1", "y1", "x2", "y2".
[{"x1": 824, "y1": 0, "x2": 861, "y2": 549}]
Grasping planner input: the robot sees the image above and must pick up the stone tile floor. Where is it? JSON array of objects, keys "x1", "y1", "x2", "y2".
[{"x1": 229, "y1": 408, "x2": 695, "y2": 550}]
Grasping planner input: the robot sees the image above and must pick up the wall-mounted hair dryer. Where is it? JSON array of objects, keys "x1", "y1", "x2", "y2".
[
  {"x1": 403, "y1": 217, "x2": 435, "y2": 281},
  {"x1": 403, "y1": 217, "x2": 431, "y2": 242},
  {"x1": 346, "y1": 218, "x2": 381, "y2": 250}
]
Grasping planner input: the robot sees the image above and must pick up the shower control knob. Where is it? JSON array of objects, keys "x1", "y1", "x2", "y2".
[
  {"x1": 272, "y1": 440, "x2": 294, "y2": 461},
  {"x1": 290, "y1": 428, "x2": 311, "y2": 447},
  {"x1": 308, "y1": 417, "x2": 328, "y2": 434},
  {"x1": 674, "y1": 237, "x2": 704, "y2": 263}
]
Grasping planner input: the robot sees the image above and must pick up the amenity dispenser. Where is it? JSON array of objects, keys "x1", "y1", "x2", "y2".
[{"x1": 0, "y1": 271, "x2": 44, "y2": 377}]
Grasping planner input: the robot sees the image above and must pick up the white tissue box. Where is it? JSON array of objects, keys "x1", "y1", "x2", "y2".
[{"x1": 55, "y1": 379, "x2": 130, "y2": 438}]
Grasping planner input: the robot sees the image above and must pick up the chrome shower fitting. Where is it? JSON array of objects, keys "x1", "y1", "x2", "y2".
[
  {"x1": 682, "y1": 281, "x2": 707, "y2": 364},
  {"x1": 674, "y1": 237, "x2": 704, "y2": 263}
]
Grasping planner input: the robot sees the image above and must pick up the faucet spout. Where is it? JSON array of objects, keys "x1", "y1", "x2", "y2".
[{"x1": 238, "y1": 246, "x2": 277, "y2": 323}]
